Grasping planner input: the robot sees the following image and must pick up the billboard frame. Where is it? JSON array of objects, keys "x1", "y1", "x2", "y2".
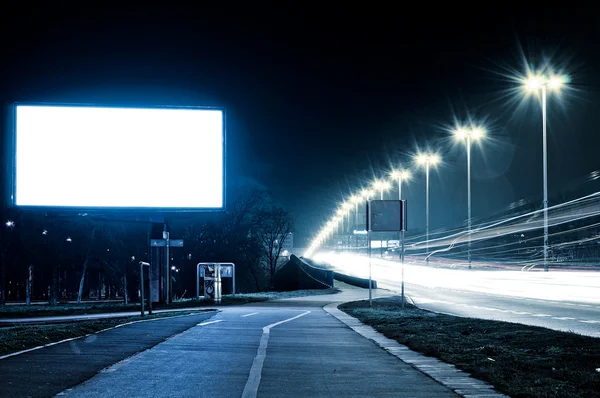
[{"x1": 7, "y1": 102, "x2": 227, "y2": 214}]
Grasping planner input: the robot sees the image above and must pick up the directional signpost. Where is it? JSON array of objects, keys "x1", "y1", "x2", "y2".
[
  {"x1": 151, "y1": 231, "x2": 183, "y2": 304},
  {"x1": 366, "y1": 200, "x2": 407, "y2": 307}
]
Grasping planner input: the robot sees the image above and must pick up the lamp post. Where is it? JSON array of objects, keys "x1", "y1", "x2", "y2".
[
  {"x1": 523, "y1": 73, "x2": 566, "y2": 272},
  {"x1": 416, "y1": 153, "x2": 441, "y2": 265},
  {"x1": 453, "y1": 126, "x2": 485, "y2": 270}
]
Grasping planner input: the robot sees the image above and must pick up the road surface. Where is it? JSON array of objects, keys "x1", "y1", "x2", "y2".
[
  {"x1": 312, "y1": 251, "x2": 600, "y2": 337},
  {"x1": 1, "y1": 287, "x2": 460, "y2": 398}
]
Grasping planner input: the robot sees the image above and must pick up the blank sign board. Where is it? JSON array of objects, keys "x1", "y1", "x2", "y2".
[
  {"x1": 12, "y1": 104, "x2": 225, "y2": 210},
  {"x1": 367, "y1": 200, "x2": 406, "y2": 232}
]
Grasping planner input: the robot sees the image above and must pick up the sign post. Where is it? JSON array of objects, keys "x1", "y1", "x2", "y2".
[
  {"x1": 367, "y1": 200, "x2": 407, "y2": 307},
  {"x1": 151, "y1": 234, "x2": 184, "y2": 304}
]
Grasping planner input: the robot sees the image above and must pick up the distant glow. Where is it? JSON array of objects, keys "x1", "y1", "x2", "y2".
[
  {"x1": 5, "y1": 220, "x2": 15, "y2": 228},
  {"x1": 350, "y1": 195, "x2": 361, "y2": 203},
  {"x1": 342, "y1": 202, "x2": 353, "y2": 210},
  {"x1": 15, "y1": 105, "x2": 224, "y2": 208},
  {"x1": 66, "y1": 236, "x2": 72, "y2": 242},
  {"x1": 42, "y1": 229, "x2": 48, "y2": 235}
]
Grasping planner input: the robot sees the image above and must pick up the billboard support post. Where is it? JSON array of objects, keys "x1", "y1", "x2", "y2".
[{"x1": 151, "y1": 230, "x2": 183, "y2": 304}]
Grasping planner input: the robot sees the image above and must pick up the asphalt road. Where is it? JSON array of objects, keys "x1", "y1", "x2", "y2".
[
  {"x1": 0, "y1": 312, "x2": 216, "y2": 398},
  {"x1": 1, "y1": 287, "x2": 459, "y2": 398},
  {"x1": 404, "y1": 283, "x2": 600, "y2": 337},
  {"x1": 313, "y1": 251, "x2": 600, "y2": 337}
]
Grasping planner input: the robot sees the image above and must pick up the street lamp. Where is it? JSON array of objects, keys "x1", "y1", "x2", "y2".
[
  {"x1": 5, "y1": 220, "x2": 15, "y2": 228},
  {"x1": 372, "y1": 179, "x2": 390, "y2": 200},
  {"x1": 415, "y1": 152, "x2": 441, "y2": 264},
  {"x1": 390, "y1": 169, "x2": 411, "y2": 200},
  {"x1": 453, "y1": 125, "x2": 485, "y2": 270},
  {"x1": 523, "y1": 72, "x2": 567, "y2": 272}
]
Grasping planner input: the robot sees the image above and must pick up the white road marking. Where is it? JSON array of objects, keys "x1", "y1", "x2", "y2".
[
  {"x1": 242, "y1": 311, "x2": 311, "y2": 398},
  {"x1": 241, "y1": 312, "x2": 259, "y2": 318},
  {"x1": 552, "y1": 317, "x2": 576, "y2": 321},
  {"x1": 579, "y1": 320, "x2": 600, "y2": 324},
  {"x1": 532, "y1": 314, "x2": 552, "y2": 317},
  {"x1": 197, "y1": 320, "x2": 223, "y2": 326}
]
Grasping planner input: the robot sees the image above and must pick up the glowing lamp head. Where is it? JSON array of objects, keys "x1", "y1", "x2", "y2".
[
  {"x1": 471, "y1": 127, "x2": 484, "y2": 140},
  {"x1": 391, "y1": 169, "x2": 411, "y2": 181},
  {"x1": 416, "y1": 153, "x2": 440, "y2": 166},
  {"x1": 5, "y1": 220, "x2": 15, "y2": 228},
  {"x1": 343, "y1": 202, "x2": 353, "y2": 210},
  {"x1": 548, "y1": 75, "x2": 565, "y2": 90},
  {"x1": 361, "y1": 189, "x2": 374, "y2": 199},
  {"x1": 525, "y1": 75, "x2": 543, "y2": 92},
  {"x1": 453, "y1": 128, "x2": 468, "y2": 141},
  {"x1": 350, "y1": 195, "x2": 361, "y2": 203}
]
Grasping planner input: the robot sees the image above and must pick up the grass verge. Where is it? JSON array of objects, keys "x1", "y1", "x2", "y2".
[
  {"x1": 0, "y1": 288, "x2": 340, "y2": 318},
  {"x1": 0, "y1": 310, "x2": 213, "y2": 357},
  {"x1": 340, "y1": 297, "x2": 600, "y2": 398}
]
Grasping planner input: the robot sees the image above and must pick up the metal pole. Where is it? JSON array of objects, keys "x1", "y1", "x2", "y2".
[
  {"x1": 380, "y1": 188, "x2": 384, "y2": 257},
  {"x1": 232, "y1": 263, "x2": 236, "y2": 295},
  {"x1": 165, "y1": 230, "x2": 170, "y2": 304},
  {"x1": 367, "y1": 199, "x2": 372, "y2": 307},
  {"x1": 140, "y1": 262, "x2": 145, "y2": 316},
  {"x1": 399, "y1": 180, "x2": 405, "y2": 308},
  {"x1": 542, "y1": 85, "x2": 549, "y2": 272},
  {"x1": 368, "y1": 229, "x2": 372, "y2": 307},
  {"x1": 148, "y1": 276, "x2": 152, "y2": 315},
  {"x1": 196, "y1": 263, "x2": 200, "y2": 298},
  {"x1": 355, "y1": 202, "x2": 359, "y2": 249},
  {"x1": 426, "y1": 164, "x2": 430, "y2": 265},
  {"x1": 467, "y1": 136, "x2": 472, "y2": 270}
]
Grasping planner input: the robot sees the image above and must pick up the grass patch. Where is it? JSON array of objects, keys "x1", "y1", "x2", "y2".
[
  {"x1": 340, "y1": 297, "x2": 600, "y2": 398},
  {"x1": 0, "y1": 310, "x2": 213, "y2": 357},
  {"x1": 0, "y1": 288, "x2": 340, "y2": 318}
]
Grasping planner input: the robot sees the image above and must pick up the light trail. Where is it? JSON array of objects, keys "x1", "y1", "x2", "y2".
[{"x1": 311, "y1": 251, "x2": 600, "y2": 305}]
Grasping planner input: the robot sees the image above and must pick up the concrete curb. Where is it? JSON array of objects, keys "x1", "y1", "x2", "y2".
[{"x1": 324, "y1": 302, "x2": 509, "y2": 398}]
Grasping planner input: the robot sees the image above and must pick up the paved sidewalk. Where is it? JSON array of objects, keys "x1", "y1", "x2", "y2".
[{"x1": 0, "y1": 312, "x2": 216, "y2": 398}]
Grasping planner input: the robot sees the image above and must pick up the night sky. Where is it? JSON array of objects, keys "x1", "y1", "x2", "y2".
[{"x1": 2, "y1": 5, "x2": 600, "y2": 246}]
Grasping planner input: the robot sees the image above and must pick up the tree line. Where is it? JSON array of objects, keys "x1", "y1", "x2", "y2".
[{"x1": 0, "y1": 187, "x2": 294, "y2": 304}]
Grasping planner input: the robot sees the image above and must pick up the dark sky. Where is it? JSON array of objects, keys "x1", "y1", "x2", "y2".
[{"x1": 2, "y1": 5, "x2": 600, "y2": 245}]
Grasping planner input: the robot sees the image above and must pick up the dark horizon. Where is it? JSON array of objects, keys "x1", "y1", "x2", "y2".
[{"x1": 2, "y1": 6, "x2": 600, "y2": 246}]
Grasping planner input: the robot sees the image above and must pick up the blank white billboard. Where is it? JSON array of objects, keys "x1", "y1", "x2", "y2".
[{"x1": 14, "y1": 105, "x2": 224, "y2": 209}]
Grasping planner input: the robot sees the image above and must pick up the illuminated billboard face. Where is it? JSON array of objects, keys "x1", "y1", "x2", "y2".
[{"x1": 14, "y1": 105, "x2": 224, "y2": 210}]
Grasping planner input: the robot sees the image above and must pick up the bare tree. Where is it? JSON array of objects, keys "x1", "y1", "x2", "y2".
[
  {"x1": 76, "y1": 227, "x2": 96, "y2": 304},
  {"x1": 257, "y1": 206, "x2": 294, "y2": 290}
]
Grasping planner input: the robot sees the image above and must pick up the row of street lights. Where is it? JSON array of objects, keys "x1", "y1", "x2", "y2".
[{"x1": 306, "y1": 69, "x2": 568, "y2": 273}]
